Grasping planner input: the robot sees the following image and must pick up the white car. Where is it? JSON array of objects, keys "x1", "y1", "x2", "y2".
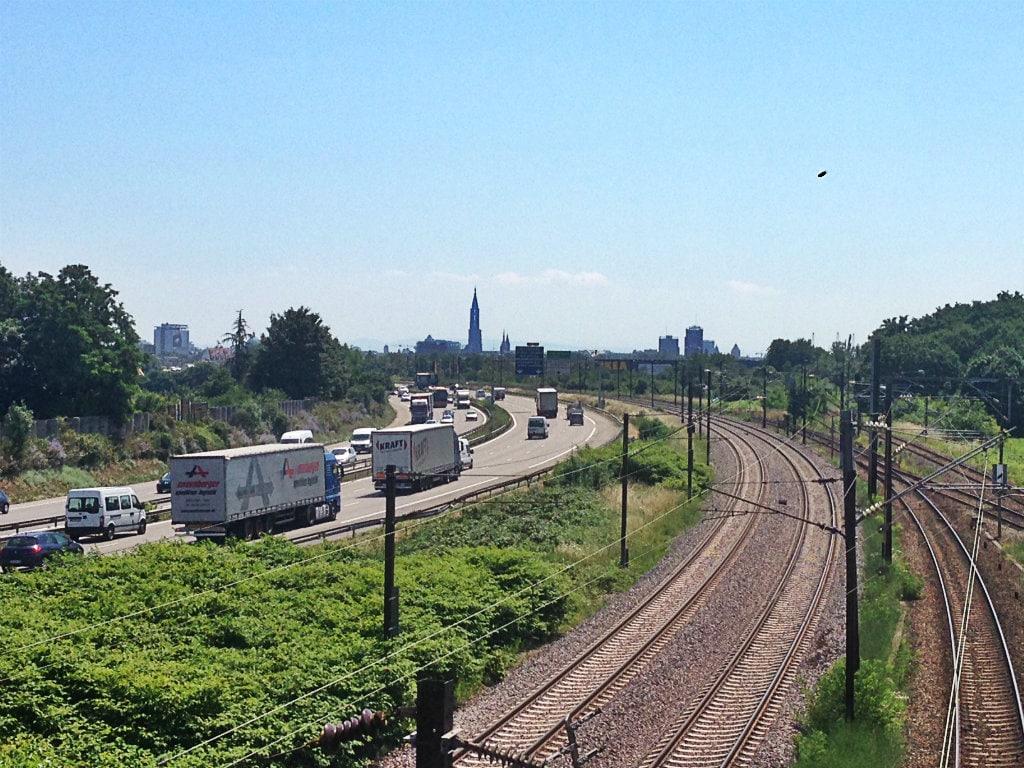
[
  {"x1": 465, "y1": 410, "x2": 478, "y2": 421},
  {"x1": 440, "y1": 410, "x2": 455, "y2": 424},
  {"x1": 332, "y1": 446, "x2": 358, "y2": 465}
]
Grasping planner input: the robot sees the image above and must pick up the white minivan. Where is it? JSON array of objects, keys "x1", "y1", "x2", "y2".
[
  {"x1": 280, "y1": 429, "x2": 315, "y2": 444},
  {"x1": 65, "y1": 486, "x2": 147, "y2": 541},
  {"x1": 350, "y1": 427, "x2": 375, "y2": 454},
  {"x1": 527, "y1": 416, "x2": 549, "y2": 439},
  {"x1": 459, "y1": 438, "x2": 474, "y2": 470}
]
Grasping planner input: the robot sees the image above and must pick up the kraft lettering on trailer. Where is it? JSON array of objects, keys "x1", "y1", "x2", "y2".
[{"x1": 236, "y1": 458, "x2": 274, "y2": 511}]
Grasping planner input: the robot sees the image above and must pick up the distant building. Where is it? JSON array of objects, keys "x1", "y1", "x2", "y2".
[
  {"x1": 499, "y1": 331, "x2": 511, "y2": 355},
  {"x1": 466, "y1": 289, "x2": 483, "y2": 353},
  {"x1": 658, "y1": 335, "x2": 679, "y2": 357},
  {"x1": 684, "y1": 326, "x2": 703, "y2": 357},
  {"x1": 154, "y1": 323, "x2": 189, "y2": 357},
  {"x1": 200, "y1": 346, "x2": 232, "y2": 365},
  {"x1": 702, "y1": 340, "x2": 719, "y2": 355},
  {"x1": 730, "y1": 344, "x2": 741, "y2": 358},
  {"x1": 416, "y1": 335, "x2": 461, "y2": 355}
]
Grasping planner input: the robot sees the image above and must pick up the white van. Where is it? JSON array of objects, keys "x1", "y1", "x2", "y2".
[
  {"x1": 527, "y1": 416, "x2": 549, "y2": 439},
  {"x1": 65, "y1": 486, "x2": 146, "y2": 541},
  {"x1": 459, "y1": 438, "x2": 474, "y2": 470},
  {"x1": 350, "y1": 427, "x2": 375, "y2": 454},
  {"x1": 280, "y1": 429, "x2": 315, "y2": 444}
]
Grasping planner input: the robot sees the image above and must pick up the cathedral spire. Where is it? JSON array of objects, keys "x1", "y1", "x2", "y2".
[{"x1": 466, "y1": 288, "x2": 483, "y2": 353}]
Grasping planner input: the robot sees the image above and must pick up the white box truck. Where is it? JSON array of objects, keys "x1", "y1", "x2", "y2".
[
  {"x1": 169, "y1": 443, "x2": 341, "y2": 541},
  {"x1": 536, "y1": 387, "x2": 558, "y2": 418},
  {"x1": 372, "y1": 423, "x2": 461, "y2": 492}
]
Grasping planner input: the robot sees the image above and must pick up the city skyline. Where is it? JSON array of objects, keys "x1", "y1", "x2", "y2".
[{"x1": 3, "y1": 4, "x2": 1021, "y2": 357}]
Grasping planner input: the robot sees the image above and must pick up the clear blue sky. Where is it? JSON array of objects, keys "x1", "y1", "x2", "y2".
[{"x1": 2, "y1": 1, "x2": 1021, "y2": 357}]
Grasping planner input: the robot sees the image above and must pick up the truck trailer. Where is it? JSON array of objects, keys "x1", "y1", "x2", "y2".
[
  {"x1": 455, "y1": 389, "x2": 471, "y2": 409},
  {"x1": 372, "y1": 423, "x2": 461, "y2": 492},
  {"x1": 169, "y1": 443, "x2": 341, "y2": 541},
  {"x1": 430, "y1": 386, "x2": 450, "y2": 409},
  {"x1": 536, "y1": 387, "x2": 559, "y2": 418},
  {"x1": 409, "y1": 394, "x2": 433, "y2": 424}
]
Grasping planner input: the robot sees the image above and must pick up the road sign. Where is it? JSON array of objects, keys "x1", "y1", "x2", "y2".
[{"x1": 515, "y1": 345, "x2": 544, "y2": 376}]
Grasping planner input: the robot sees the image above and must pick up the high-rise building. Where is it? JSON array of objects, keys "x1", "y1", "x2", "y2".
[
  {"x1": 658, "y1": 335, "x2": 679, "y2": 357},
  {"x1": 499, "y1": 331, "x2": 511, "y2": 355},
  {"x1": 154, "y1": 323, "x2": 189, "y2": 357},
  {"x1": 466, "y1": 289, "x2": 483, "y2": 353},
  {"x1": 684, "y1": 325, "x2": 703, "y2": 357}
]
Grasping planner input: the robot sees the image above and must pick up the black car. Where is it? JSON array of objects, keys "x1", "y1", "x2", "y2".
[
  {"x1": 156, "y1": 472, "x2": 171, "y2": 494},
  {"x1": 0, "y1": 531, "x2": 84, "y2": 572},
  {"x1": 0, "y1": 488, "x2": 9, "y2": 514}
]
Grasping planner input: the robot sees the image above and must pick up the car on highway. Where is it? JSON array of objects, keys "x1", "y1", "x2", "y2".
[
  {"x1": 350, "y1": 428, "x2": 375, "y2": 454},
  {"x1": 0, "y1": 530, "x2": 84, "y2": 572},
  {"x1": 156, "y1": 472, "x2": 171, "y2": 494},
  {"x1": 400, "y1": 392, "x2": 411, "y2": 402},
  {"x1": 332, "y1": 446, "x2": 358, "y2": 465},
  {"x1": 440, "y1": 410, "x2": 455, "y2": 424},
  {"x1": 465, "y1": 410, "x2": 478, "y2": 421},
  {"x1": 0, "y1": 488, "x2": 9, "y2": 514}
]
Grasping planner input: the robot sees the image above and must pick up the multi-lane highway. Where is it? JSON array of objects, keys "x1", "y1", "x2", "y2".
[{"x1": 1, "y1": 393, "x2": 620, "y2": 557}]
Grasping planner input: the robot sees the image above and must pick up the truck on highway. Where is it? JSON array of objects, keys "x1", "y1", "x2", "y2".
[
  {"x1": 169, "y1": 443, "x2": 341, "y2": 541},
  {"x1": 409, "y1": 394, "x2": 433, "y2": 424},
  {"x1": 567, "y1": 401, "x2": 584, "y2": 425},
  {"x1": 493, "y1": 386, "x2": 506, "y2": 400},
  {"x1": 429, "y1": 386, "x2": 450, "y2": 409},
  {"x1": 455, "y1": 389, "x2": 471, "y2": 409},
  {"x1": 371, "y1": 423, "x2": 461, "y2": 492},
  {"x1": 536, "y1": 387, "x2": 559, "y2": 419}
]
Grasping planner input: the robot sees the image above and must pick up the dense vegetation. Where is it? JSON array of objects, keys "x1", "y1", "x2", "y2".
[{"x1": 0, "y1": 423, "x2": 703, "y2": 767}]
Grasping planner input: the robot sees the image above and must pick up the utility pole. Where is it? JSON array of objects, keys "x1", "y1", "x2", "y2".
[
  {"x1": 802, "y1": 365, "x2": 808, "y2": 444},
  {"x1": 762, "y1": 366, "x2": 767, "y2": 428},
  {"x1": 620, "y1": 414, "x2": 629, "y2": 568},
  {"x1": 884, "y1": 393, "x2": 893, "y2": 563},
  {"x1": 383, "y1": 465, "x2": 400, "y2": 638},
  {"x1": 686, "y1": 421, "x2": 695, "y2": 499},
  {"x1": 705, "y1": 369, "x2": 712, "y2": 464},
  {"x1": 841, "y1": 410, "x2": 860, "y2": 720},
  {"x1": 868, "y1": 337, "x2": 881, "y2": 497}
]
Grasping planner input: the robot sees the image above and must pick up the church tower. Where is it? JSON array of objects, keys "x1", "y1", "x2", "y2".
[{"x1": 466, "y1": 289, "x2": 483, "y2": 353}]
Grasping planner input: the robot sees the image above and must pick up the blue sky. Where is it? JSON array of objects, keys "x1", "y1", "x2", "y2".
[{"x1": 2, "y1": 1, "x2": 1022, "y2": 357}]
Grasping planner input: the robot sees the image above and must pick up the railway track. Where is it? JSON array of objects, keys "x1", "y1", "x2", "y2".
[
  {"x1": 896, "y1": 474, "x2": 1024, "y2": 767},
  {"x1": 636, "y1": 419, "x2": 839, "y2": 768},
  {"x1": 455, "y1": 414, "x2": 840, "y2": 767}
]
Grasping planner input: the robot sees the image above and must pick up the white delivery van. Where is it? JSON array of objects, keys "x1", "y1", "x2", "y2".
[
  {"x1": 350, "y1": 427, "x2": 375, "y2": 454},
  {"x1": 527, "y1": 416, "x2": 549, "y2": 439},
  {"x1": 459, "y1": 438, "x2": 474, "y2": 469},
  {"x1": 280, "y1": 429, "x2": 315, "y2": 443},
  {"x1": 65, "y1": 486, "x2": 147, "y2": 541}
]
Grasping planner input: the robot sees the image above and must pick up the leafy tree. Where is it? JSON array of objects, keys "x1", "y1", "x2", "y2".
[
  {"x1": 249, "y1": 307, "x2": 345, "y2": 400},
  {"x1": 1, "y1": 265, "x2": 144, "y2": 423},
  {"x1": 2, "y1": 402, "x2": 34, "y2": 462},
  {"x1": 764, "y1": 338, "x2": 817, "y2": 371}
]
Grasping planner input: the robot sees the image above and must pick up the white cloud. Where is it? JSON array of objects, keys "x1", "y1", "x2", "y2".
[
  {"x1": 433, "y1": 271, "x2": 478, "y2": 284},
  {"x1": 727, "y1": 280, "x2": 781, "y2": 297},
  {"x1": 495, "y1": 269, "x2": 610, "y2": 287}
]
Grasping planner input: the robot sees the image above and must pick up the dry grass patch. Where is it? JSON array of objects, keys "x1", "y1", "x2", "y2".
[{"x1": 600, "y1": 483, "x2": 686, "y2": 533}]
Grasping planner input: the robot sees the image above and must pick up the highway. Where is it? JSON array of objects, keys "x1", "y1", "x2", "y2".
[{"x1": 1, "y1": 393, "x2": 620, "y2": 556}]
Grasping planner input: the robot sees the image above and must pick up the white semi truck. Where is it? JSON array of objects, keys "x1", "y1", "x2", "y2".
[
  {"x1": 169, "y1": 443, "x2": 341, "y2": 541},
  {"x1": 372, "y1": 423, "x2": 461, "y2": 492}
]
